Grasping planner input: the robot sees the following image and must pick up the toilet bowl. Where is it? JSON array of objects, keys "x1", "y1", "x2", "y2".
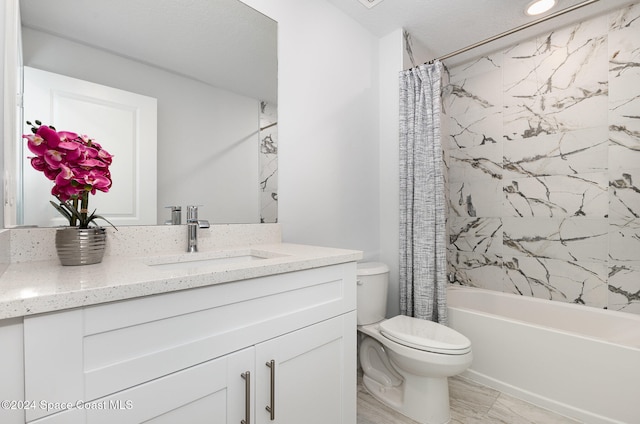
[{"x1": 357, "y1": 262, "x2": 472, "y2": 424}]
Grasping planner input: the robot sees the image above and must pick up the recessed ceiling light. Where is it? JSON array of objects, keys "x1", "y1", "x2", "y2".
[
  {"x1": 358, "y1": 0, "x2": 385, "y2": 9},
  {"x1": 525, "y1": 0, "x2": 557, "y2": 15}
]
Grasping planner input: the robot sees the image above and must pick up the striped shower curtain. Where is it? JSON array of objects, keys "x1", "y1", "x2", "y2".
[{"x1": 398, "y1": 61, "x2": 448, "y2": 324}]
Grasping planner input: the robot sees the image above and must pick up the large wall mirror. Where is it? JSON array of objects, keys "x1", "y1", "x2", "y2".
[{"x1": 7, "y1": 0, "x2": 277, "y2": 227}]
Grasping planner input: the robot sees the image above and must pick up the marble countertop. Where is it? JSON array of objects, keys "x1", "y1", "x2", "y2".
[{"x1": 0, "y1": 243, "x2": 362, "y2": 320}]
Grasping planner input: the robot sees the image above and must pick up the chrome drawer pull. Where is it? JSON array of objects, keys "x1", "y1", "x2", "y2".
[
  {"x1": 241, "y1": 371, "x2": 250, "y2": 424},
  {"x1": 265, "y1": 360, "x2": 275, "y2": 420}
]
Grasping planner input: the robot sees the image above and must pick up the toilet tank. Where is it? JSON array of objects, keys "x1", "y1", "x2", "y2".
[{"x1": 356, "y1": 262, "x2": 390, "y2": 325}]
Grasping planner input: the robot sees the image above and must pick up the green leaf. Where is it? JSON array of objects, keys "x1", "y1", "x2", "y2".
[
  {"x1": 90, "y1": 214, "x2": 118, "y2": 231},
  {"x1": 49, "y1": 201, "x2": 73, "y2": 222}
]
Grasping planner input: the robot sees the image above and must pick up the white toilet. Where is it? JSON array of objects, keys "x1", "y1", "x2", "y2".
[{"x1": 357, "y1": 262, "x2": 472, "y2": 424}]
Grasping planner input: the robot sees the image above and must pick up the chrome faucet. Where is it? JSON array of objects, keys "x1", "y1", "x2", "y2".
[
  {"x1": 164, "y1": 206, "x2": 182, "y2": 225},
  {"x1": 186, "y1": 205, "x2": 210, "y2": 252}
]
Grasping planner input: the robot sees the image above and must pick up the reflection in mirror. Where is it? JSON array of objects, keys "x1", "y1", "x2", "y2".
[
  {"x1": 23, "y1": 66, "x2": 159, "y2": 227},
  {"x1": 9, "y1": 0, "x2": 277, "y2": 227}
]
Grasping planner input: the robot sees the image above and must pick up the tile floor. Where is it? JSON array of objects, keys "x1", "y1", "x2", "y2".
[{"x1": 357, "y1": 375, "x2": 581, "y2": 424}]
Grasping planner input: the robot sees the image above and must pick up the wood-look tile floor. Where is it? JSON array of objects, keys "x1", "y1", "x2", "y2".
[{"x1": 357, "y1": 375, "x2": 581, "y2": 424}]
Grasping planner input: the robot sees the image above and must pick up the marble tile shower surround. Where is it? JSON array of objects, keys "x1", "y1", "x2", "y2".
[{"x1": 444, "y1": 2, "x2": 640, "y2": 314}]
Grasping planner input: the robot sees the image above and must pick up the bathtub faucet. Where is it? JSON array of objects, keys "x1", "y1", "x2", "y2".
[{"x1": 186, "y1": 205, "x2": 210, "y2": 252}]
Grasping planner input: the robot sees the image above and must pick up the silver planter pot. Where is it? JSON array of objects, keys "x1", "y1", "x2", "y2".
[{"x1": 55, "y1": 227, "x2": 107, "y2": 266}]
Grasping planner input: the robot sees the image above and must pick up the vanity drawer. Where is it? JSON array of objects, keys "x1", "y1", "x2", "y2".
[{"x1": 24, "y1": 262, "x2": 356, "y2": 422}]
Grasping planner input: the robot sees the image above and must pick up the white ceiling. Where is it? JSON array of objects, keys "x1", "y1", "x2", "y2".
[
  {"x1": 326, "y1": 0, "x2": 637, "y2": 66},
  {"x1": 20, "y1": 0, "x2": 278, "y2": 103}
]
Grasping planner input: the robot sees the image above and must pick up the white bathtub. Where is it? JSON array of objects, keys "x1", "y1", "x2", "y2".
[{"x1": 447, "y1": 285, "x2": 640, "y2": 424}]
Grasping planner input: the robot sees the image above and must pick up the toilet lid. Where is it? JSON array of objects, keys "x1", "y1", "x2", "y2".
[{"x1": 379, "y1": 315, "x2": 471, "y2": 354}]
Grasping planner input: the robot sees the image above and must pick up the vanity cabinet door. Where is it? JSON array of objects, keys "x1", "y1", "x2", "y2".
[
  {"x1": 88, "y1": 347, "x2": 254, "y2": 424},
  {"x1": 29, "y1": 347, "x2": 254, "y2": 424},
  {"x1": 254, "y1": 312, "x2": 357, "y2": 424}
]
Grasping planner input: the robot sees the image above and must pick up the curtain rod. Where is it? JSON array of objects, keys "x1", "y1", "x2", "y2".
[{"x1": 428, "y1": 0, "x2": 600, "y2": 63}]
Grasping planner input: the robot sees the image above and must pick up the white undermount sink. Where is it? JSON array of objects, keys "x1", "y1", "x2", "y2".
[{"x1": 148, "y1": 250, "x2": 274, "y2": 272}]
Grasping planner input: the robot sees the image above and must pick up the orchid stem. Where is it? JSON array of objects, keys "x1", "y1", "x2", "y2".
[
  {"x1": 71, "y1": 198, "x2": 79, "y2": 227},
  {"x1": 80, "y1": 192, "x2": 89, "y2": 228}
]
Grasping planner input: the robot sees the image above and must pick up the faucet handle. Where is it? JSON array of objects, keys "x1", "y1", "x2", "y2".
[{"x1": 164, "y1": 206, "x2": 182, "y2": 225}]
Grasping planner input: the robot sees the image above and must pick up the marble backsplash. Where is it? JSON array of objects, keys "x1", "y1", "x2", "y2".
[{"x1": 444, "y1": 2, "x2": 640, "y2": 314}]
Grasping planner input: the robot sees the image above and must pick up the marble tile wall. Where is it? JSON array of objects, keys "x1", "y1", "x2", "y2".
[
  {"x1": 259, "y1": 101, "x2": 278, "y2": 223},
  {"x1": 444, "y1": 2, "x2": 640, "y2": 314}
]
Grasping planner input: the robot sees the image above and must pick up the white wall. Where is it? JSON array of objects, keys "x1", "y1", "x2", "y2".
[
  {"x1": 240, "y1": 0, "x2": 381, "y2": 257},
  {"x1": 378, "y1": 29, "x2": 403, "y2": 317}
]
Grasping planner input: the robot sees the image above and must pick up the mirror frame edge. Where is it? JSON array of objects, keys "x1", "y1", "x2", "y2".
[{"x1": 3, "y1": 0, "x2": 22, "y2": 229}]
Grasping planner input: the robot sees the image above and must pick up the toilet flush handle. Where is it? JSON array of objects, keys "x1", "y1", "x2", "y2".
[{"x1": 357, "y1": 279, "x2": 363, "y2": 285}]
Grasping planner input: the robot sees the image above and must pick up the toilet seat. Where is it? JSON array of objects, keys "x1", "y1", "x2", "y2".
[{"x1": 379, "y1": 315, "x2": 471, "y2": 355}]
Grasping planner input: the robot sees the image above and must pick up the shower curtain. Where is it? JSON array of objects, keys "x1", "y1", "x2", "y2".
[{"x1": 398, "y1": 61, "x2": 447, "y2": 324}]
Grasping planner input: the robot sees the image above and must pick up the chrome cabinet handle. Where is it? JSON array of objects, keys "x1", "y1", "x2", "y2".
[
  {"x1": 241, "y1": 371, "x2": 250, "y2": 424},
  {"x1": 265, "y1": 360, "x2": 275, "y2": 420}
]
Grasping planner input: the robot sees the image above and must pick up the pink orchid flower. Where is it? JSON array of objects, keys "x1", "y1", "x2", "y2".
[
  {"x1": 98, "y1": 149, "x2": 113, "y2": 164},
  {"x1": 24, "y1": 134, "x2": 48, "y2": 156},
  {"x1": 44, "y1": 149, "x2": 64, "y2": 169},
  {"x1": 84, "y1": 170, "x2": 112, "y2": 194},
  {"x1": 36, "y1": 125, "x2": 61, "y2": 149},
  {"x1": 58, "y1": 131, "x2": 79, "y2": 142},
  {"x1": 78, "y1": 157, "x2": 107, "y2": 168},
  {"x1": 30, "y1": 156, "x2": 47, "y2": 172},
  {"x1": 54, "y1": 164, "x2": 74, "y2": 186},
  {"x1": 23, "y1": 121, "x2": 115, "y2": 229}
]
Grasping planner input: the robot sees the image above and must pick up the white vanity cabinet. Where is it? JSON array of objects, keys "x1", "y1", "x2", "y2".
[
  {"x1": 22, "y1": 263, "x2": 357, "y2": 424},
  {"x1": 27, "y1": 346, "x2": 255, "y2": 424}
]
